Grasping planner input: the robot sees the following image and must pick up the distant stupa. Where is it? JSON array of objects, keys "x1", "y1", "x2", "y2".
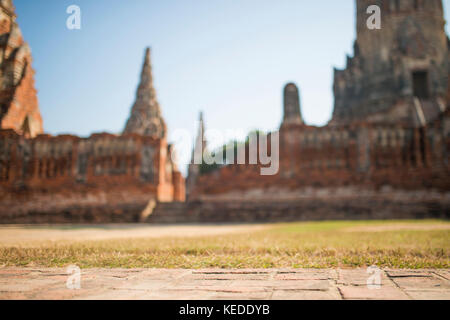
[{"x1": 123, "y1": 47, "x2": 167, "y2": 139}]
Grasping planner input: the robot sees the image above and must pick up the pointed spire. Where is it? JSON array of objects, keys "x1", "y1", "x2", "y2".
[
  {"x1": 191, "y1": 111, "x2": 206, "y2": 165},
  {"x1": 198, "y1": 111, "x2": 205, "y2": 140},
  {"x1": 123, "y1": 47, "x2": 166, "y2": 138},
  {"x1": 145, "y1": 46, "x2": 150, "y2": 61},
  {"x1": 138, "y1": 47, "x2": 155, "y2": 100},
  {"x1": 186, "y1": 111, "x2": 206, "y2": 200}
]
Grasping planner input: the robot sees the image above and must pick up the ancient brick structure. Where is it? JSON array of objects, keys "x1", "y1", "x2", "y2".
[
  {"x1": 1, "y1": 0, "x2": 449, "y2": 223},
  {"x1": 0, "y1": 0, "x2": 43, "y2": 138},
  {"x1": 332, "y1": 0, "x2": 448, "y2": 127},
  {"x1": 0, "y1": 129, "x2": 184, "y2": 223},
  {"x1": 186, "y1": 0, "x2": 450, "y2": 219},
  {"x1": 0, "y1": 4, "x2": 184, "y2": 223}
]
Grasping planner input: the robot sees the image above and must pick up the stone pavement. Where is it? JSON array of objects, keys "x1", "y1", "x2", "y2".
[{"x1": 0, "y1": 268, "x2": 449, "y2": 300}]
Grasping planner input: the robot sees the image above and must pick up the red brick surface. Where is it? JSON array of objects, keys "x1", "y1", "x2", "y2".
[
  {"x1": 189, "y1": 110, "x2": 450, "y2": 200},
  {"x1": 0, "y1": 130, "x2": 185, "y2": 222},
  {"x1": 0, "y1": 2, "x2": 43, "y2": 138}
]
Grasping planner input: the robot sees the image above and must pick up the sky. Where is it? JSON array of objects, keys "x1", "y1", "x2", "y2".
[{"x1": 14, "y1": 0, "x2": 450, "y2": 164}]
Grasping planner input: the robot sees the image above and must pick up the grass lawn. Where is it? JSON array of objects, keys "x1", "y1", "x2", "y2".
[{"x1": 0, "y1": 220, "x2": 448, "y2": 269}]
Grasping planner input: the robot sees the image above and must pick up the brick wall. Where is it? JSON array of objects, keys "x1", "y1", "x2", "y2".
[
  {"x1": 189, "y1": 110, "x2": 450, "y2": 201},
  {"x1": 0, "y1": 130, "x2": 185, "y2": 222}
]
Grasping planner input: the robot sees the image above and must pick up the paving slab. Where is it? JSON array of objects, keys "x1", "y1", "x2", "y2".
[
  {"x1": 433, "y1": 270, "x2": 450, "y2": 281},
  {"x1": 390, "y1": 275, "x2": 450, "y2": 290},
  {"x1": 404, "y1": 290, "x2": 450, "y2": 300},
  {"x1": 0, "y1": 268, "x2": 448, "y2": 300},
  {"x1": 272, "y1": 289, "x2": 341, "y2": 300},
  {"x1": 338, "y1": 285, "x2": 410, "y2": 300},
  {"x1": 190, "y1": 273, "x2": 271, "y2": 280}
]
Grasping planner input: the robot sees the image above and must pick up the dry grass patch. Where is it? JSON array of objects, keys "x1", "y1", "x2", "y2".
[{"x1": 0, "y1": 220, "x2": 448, "y2": 269}]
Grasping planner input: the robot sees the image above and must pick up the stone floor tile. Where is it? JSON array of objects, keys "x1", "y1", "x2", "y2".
[
  {"x1": 433, "y1": 270, "x2": 450, "y2": 281},
  {"x1": 338, "y1": 286, "x2": 410, "y2": 300},
  {"x1": 274, "y1": 272, "x2": 330, "y2": 281},
  {"x1": 404, "y1": 290, "x2": 450, "y2": 300},
  {"x1": 191, "y1": 273, "x2": 270, "y2": 280},
  {"x1": 228, "y1": 279, "x2": 331, "y2": 292},
  {"x1": 390, "y1": 276, "x2": 450, "y2": 290},
  {"x1": 385, "y1": 270, "x2": 433, "y2": 278},
  {"x1": 0, "y1": 267, "x2": 448, "y2": 300},
  {"x1": 272, "y1": 290, "x2": 340, "y2": 300}
]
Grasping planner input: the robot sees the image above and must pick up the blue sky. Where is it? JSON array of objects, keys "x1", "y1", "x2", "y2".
[{"x1": 15, "y1": 0, "x2": 450, "y2": 149}]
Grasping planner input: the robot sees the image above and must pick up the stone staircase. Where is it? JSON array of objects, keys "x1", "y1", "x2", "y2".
[
  {"x1": 145, "y1": 196, "x2": 450, "y2": 224},
  {"x1": 146, "y1": 202, "x2": 189, "y2": 224}
]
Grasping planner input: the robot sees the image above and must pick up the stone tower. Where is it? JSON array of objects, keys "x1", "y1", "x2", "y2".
[
  {"x1": 332, "y1": 0, "x2": 448, "y2": 126},
  {"x1": 282, "y1": 83, "x2": 303, "y2": 125},
  {"x1": 186, "y1": 111, "x2": 206, "y2": 199},
  {"x1": 0, "y1": 0, "x2": 43, "y2": 138},
  {"x1": 123, "y1": 48, "x2": 167, "y2": 138},
  {"x1": 191, "y1": 111, "x2": 206, "y2": 163}
]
